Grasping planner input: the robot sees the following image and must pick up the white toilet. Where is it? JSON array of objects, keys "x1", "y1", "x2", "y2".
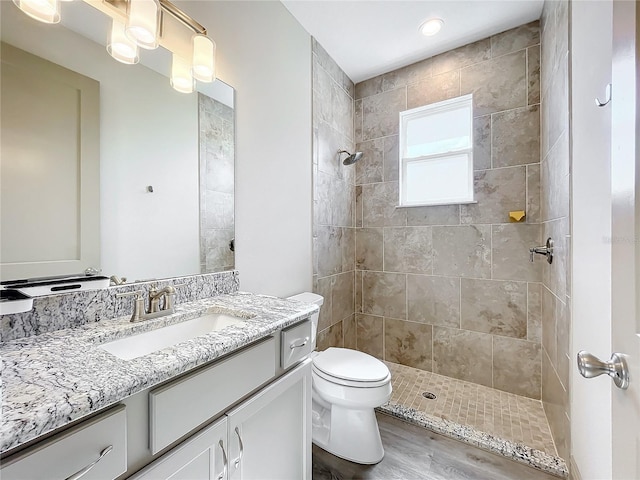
[{"x1": 287, "y1": 292, "x2": 392, "y2": 465}]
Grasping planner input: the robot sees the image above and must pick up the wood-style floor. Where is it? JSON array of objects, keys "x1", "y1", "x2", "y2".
[{"x1": 312, "y1": 413, "x2": 561, "y2": 480}]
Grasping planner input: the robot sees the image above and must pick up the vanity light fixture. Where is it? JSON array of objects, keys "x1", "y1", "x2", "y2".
[
  {"x1": 107, "y1": 19, "x2": 140, "y2": 65},
  {"x1": 125, "y1": 0, "x2": 161, "y2": 50},
  {"x1": 192, "y1": 34, "x2": 216, "y2": 82},
  {"x1": 12, "y1": 0, "x2": 61, "y2": 24},
  {"x1": 12, "y1": 0, "x2": 217, "y2": 94},
  {"x1": 419, "y1": 17, "x2": 444, "y2": 36},
  {"x1": 171, "y1": 54, "x2": 195, "y2": 94}
]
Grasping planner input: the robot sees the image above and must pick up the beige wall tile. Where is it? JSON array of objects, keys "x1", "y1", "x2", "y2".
[
  {"x1": 362, "y1": 182, "x2": 407, "y2": 227},
  {"x1": 385, "y1": 318, "x2": 433, "y2": 370},
  {"x1": 381, "y1": 58, "x2": 432, "y2": 91},
  {"x1": 461, "y1": 279, "x2": 528, "y2": 338},
  {"x1": 406, "y1": 204, "x2": 460, "y2": 226},
  {"x1": 542, "y1": 350, "x2": 569, "y2": 460},
  {"x1": 492, "y1": 223, "x2": 542, "y2": 282},
  {"x1": 527, "y1": 282, "x2": 542, "y2": 343},
  {"x1": 493, "y1": 336, "x2": 541, "y2": 399},
  {"x1": 541, "y1": 131, "x2": 570, "y2": 222},
  {"x1": 355, "y1": 270, "x2": 363, "y2": 314},
  {"x1": 315, "y1": 120, "x2": 352, "y2": 180},
  {"x1": 362, "y1": 271, "x2": 407, "y2": 319},
  {"x1": 473, "y1": 115, "x2": 491, "y2": 170},
  {"x1": 354, "y1": 98, "x2": 363, "y2": 144},
  {"x1": 541, "y1": 55, "x2": 569, "y2": 157},
  {"x1": 317, "y1": 226, "x2": 343, "y2": 276},
  {"x1": 362, "y1": 88, "x2": 407, "y2": 140},
  {"x1": 407, "y1": 275, "x2": 461, "y2": 327},
  {"x1": 383, "y1": 227, "x2": 433, "y2": 274},
  {"x1": 541, "y1": 285, "x2": 557, "y2": 366},
  {"x1": 490, "y1": 21, "x2": 540, "y2": 58},
  {"x1": 312, "y1": 38, "x2": 355, "y2": 99},
  {"x1": 341, "y1": 227, "x2": 355, "y2": 271},
  {"x1": 356, "y1": 228, "x2": 383, "y2": 271},
  {"x1": 355, "y1": 76, "x2": 384, "y2": 100},
  {"x1": 407, "y1": 70, "x2": 460, "y2": 109},
  {"x1": 343, "y1": 314, "x2": 357, "y2": 350},
  {"x1": 492, "y1": 105, "x2": 541, "y2": 168},
  {"x1": 461, "y1": 50, "x2": 527, "y2": 116},
  {"x1": 433, "y1": 326, "x2": 493, "y2": 387},
  {"x1": 355, "y1": 185, "x2": 363, "y2": 227},
  {"x1": 461, "y1": 167, "x2": 527, "y2": 225},
  {"x1": 332, "y1": 271, "x2": 354, "y2": 324},
  {"x1": 313, "y1": 61, "x2": 354, "y2": 138},
  {"x1": 317, "y1": 321, "x2": 343, "y2": 351},
  {"x1": 432, "y1": 225, "x2": 491, "y2": 278},
  {"x1": 355, "y1": 138, "x2": 384, "y2": 185},
  {"x1": 527, "y1": 164, "x2": 541, "y2": 224},
  {"x1": 528, "y1": 45, "x2": 541, "y2": 105},
  {"x1": 315, "y1": 275, "x2": 333, "y2": 331},
  {"x1": 356, "y1": 313, "x2": 384, "y2": 359},
  {"x1": 556, "y1": 296, "x2": 570, "y2": 389},
  {"x1": 383, "y1": 135, "x2": 399, "y2": 182},
  {"x1": 432, "y1": 38, "x2": 491, "y2": 75},
  {"x1": 542, "y1": 216, "x2": 569, "y2": 300}
]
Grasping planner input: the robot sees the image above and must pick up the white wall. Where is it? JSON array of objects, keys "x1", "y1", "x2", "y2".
[
  {"x1": 570, "y1": 1, "x2": 613, "y2": 478},
  {"x1": 1, "y1": 3, "x2": 201, "y2": 281},
  {"x1": 178, "y1": 1, "x2": 314, "y2": 297}
]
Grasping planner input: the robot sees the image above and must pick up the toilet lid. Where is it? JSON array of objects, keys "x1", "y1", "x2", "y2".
[{"x1": 312, "y1": 347, "x2": 389, "y2": 382}]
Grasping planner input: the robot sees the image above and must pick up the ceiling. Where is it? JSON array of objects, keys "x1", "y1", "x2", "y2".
[{"x1": 281, "y1": 0, "x2": 544, "y2": 83}]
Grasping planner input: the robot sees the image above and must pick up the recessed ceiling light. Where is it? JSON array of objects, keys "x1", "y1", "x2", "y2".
[{"x1": 419, "y1": 18, "x2": 444, "y2": 36}]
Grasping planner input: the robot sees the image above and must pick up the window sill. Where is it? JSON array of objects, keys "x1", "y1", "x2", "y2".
[{"x1": 396, "y1": 200, "x2": 477, "y2": 208}]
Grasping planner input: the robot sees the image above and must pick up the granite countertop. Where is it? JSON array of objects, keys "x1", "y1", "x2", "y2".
[{"x1": 0, "y1": 292, "x2": 318, "y2": 455}]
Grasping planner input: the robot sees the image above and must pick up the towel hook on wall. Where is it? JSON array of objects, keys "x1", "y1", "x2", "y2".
[{"x1": 595, "y1": 83, "x2": 612, "y2": 107}]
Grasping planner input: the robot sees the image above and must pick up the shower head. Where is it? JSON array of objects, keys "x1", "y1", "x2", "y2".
[{"x1": 338, "y1": 150, "x2": 364, "y2": 165}]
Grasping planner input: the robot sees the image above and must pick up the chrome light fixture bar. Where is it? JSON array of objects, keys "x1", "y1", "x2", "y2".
[{"x1": 12, "y1": 0, "x2": 217, "y2": 93}]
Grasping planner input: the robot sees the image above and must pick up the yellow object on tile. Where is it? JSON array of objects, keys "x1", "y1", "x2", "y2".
[{"x1": 509, "y1": 210, "x2": 526, "y2": 222}]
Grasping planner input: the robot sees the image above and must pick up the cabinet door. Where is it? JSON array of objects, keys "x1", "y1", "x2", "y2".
[
  {"x1": 130, "y1": 416, "x2": 229, "y2": 480},
  {"x1": 227, "y1": 359, "x2": 312, "y2": 480}
]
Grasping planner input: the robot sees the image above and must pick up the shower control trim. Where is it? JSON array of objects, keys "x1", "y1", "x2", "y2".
[{"x1": 529, "y1": 237, "x2": 554, "y2": 264}]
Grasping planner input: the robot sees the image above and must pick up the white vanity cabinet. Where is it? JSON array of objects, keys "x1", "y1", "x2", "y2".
[
  {"x1": 1, "y1": 405, "x2": 127, "y2": 480},
  {"x1": 131, "y1": 359, "x2": 312, "y2": 480}
]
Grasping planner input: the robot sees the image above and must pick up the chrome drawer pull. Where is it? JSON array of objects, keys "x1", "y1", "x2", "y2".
[
  {"x1": 234, "y1": 426, "x2": 244, "y2": 468},
  {"x1": 218, "y1": 440, "x2": 228, "y2": 480},
  {"x1": 290, "y1": 337, "x2": 309, "y2": 350},
  {"x1": 65, "y1": 445, "x2": 113, "y2": 480}
]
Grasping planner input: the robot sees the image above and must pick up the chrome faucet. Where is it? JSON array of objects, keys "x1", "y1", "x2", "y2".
[
  {"x1": 529, "y1": 237, "x2": 554, "y2": 264},
  {"x1": 116, "y1": 283, "x2": 185, "y2": 322}
]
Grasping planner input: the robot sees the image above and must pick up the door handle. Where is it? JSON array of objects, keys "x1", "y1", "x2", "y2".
[
  {"x1": 233, "y1": 426, "x2": 244, "y2": 468},
  {"x1": 577, "y1": 351, "x2": 629, "y2": 389}
]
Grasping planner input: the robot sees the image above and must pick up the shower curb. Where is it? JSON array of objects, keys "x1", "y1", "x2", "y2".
[{"x1": 377, "y1": 402, "x2": 569, "y2": 479}]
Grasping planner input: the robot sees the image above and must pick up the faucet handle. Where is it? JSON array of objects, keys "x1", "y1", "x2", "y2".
[
  {"x1": 163, "y1": 283, "x2": 187, "y2": 311},
  {"x1": 116, "y1": 290, "x2": 145, "y2": 322}
]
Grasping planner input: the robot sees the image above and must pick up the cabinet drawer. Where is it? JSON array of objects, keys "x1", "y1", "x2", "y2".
[
  {"x1": 1, "y1": 405, "x2": 127, "y2": 480},
  {"x1": 149, "y1": 337, "x2": 276, "y2": 454},
  {"x1": 281, "y1": 319, "x2": 312, "y2": 369}
]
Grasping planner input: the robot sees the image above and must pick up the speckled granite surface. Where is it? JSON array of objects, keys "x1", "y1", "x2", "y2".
[
  {"x1": 0, "y1": 271, "x2": 240, "y2": 342},
  {"x1": 0, "y1": 291, "x2": 317, "y2": 454},
  {"x1": 378, "y1": 402, "x2": 568, "y2": 478}
]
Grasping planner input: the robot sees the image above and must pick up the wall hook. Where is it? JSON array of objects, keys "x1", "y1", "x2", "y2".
[{"x1": 595, "y1": 83, "x2": 612, "y2": 107}]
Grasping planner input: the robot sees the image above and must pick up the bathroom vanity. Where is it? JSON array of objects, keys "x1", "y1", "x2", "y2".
[{"x1": 0, "y1": 290, "x2": 318, "y2": 479}]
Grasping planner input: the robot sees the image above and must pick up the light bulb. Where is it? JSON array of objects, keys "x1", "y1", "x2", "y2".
[
  {"x1": 192, "y1": 34, "x2": 216, "y2": 83},
  {"x1": 419, "y1": 18, "x2": 444, "y2": 36},
  {"x1": 171, "y1": 54, "x2": 194, "y2": 94},
  {"x1": 126, "y1": 0, "x2": 161, "y2": 50},
  {"x1": 107, "y1": 19, "x2": 139, "y2": 64},
  {"x1": 12, "y1": 0, "x2": 60, "y2": 24}
]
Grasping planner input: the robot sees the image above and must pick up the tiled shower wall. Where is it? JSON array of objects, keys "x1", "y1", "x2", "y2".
[
  {"x1": 353, "y1": 22, "x2": 545, "y2": 400},
  {"x1": 198, "y1": 93, "x2": 235, "y2": 273},
  {"x1": 311, "y1": 39, "x2": 357, "y2": 349},
  {"x1": 540, "y1": 0, "x2": 571, "y2": 461}
]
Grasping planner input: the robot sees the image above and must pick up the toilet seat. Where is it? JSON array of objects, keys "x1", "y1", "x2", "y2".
[{"x1": 312, "y1": 348, "x2": 391, "y2": 388}]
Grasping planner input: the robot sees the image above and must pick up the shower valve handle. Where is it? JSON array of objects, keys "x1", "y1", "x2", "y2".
[{"x1": 529, "y1": 237, "x2": 554, "y2": 264}]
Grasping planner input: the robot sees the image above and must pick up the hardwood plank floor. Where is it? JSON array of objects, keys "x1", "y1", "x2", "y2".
[{"x1": 312, "y1": 413, "x2": 561, "y2": 480}]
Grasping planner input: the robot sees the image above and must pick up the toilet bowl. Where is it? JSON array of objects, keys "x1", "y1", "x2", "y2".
[{"x1": 287, "y1": 293, "x2": 392, "y2": 465}]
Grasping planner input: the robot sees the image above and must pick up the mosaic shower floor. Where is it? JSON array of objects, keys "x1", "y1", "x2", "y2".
[{"x1": 378, "y1": 362, "x2": 568, "y2": 478}]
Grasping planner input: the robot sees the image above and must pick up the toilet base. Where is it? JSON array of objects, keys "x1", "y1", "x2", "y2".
[{"x1": 312, "y1": 398, "x2": 384, "y2": 464}]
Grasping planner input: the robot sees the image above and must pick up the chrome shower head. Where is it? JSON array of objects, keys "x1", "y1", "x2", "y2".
[{"x1": 338, "y1": 150, "x2": 364, "y2": 165}]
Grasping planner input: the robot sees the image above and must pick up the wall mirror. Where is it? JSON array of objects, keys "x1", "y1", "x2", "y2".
[{"x1": 0, "y1": 0, "x2": 235, "y2": 285}]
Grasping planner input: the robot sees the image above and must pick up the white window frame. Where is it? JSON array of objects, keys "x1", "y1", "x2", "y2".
[{"x1": 398, "y1": 94, "x2": 474, "y2": 207}]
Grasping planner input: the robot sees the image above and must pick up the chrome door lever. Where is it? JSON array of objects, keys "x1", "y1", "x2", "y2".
[{"x1": 577, "y1": 351, "x2": 629, "y2": 389}]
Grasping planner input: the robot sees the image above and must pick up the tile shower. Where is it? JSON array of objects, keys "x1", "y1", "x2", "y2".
[{"x1": 312, "y1": 4, "x2": 570, "y2": 476}]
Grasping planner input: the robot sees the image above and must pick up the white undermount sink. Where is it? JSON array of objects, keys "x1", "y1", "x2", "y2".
[{"x1": 99, "y1": 312, "x2": 248, "y2": 360}]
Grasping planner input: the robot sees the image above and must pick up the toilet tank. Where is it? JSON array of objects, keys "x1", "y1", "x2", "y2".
[{"x1": 287, "y1": 292, "x2": 324, "y2": 347}]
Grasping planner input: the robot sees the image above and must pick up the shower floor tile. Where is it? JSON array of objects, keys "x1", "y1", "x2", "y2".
[{"x1": 379, "y1": 362, "x2": 568, "y2": 478}]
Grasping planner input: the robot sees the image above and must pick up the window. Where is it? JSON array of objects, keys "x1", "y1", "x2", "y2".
[{"x1": 399, "y1": 94, "x2": 474, "y2": 207}]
